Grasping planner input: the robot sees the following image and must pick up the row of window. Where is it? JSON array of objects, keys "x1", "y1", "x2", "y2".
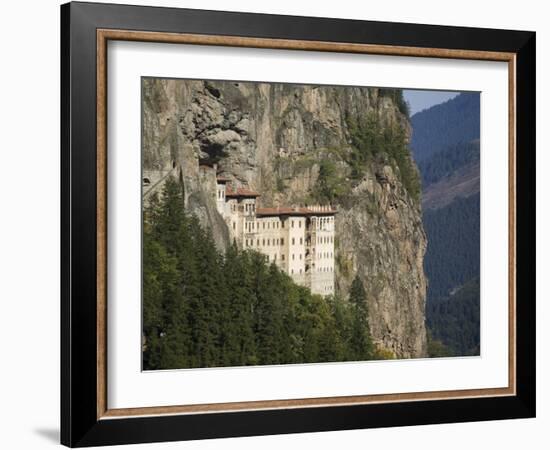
[
  {"x1": 240, "y1": 217, "x2": 308, "y2": 231},
  {"x1": 317, "y1": 236, "x2": 334, "y2": 244},
  {"x1": 244, "y1": 238, "x2": 285, "y2": 247},
  {"x1": 217, "y1": 190, "x2": 225, "y2": 199},
  {"x1": 314, "y1": 217, "x2": 334, "y2": 225},
  {"x1": 288, "y1": 267, "x2": 334, "y2": 275},
  {"x1": 242, "y1": 237, "x2": 333, "y2": 258},
  {"x1": 317, "y1": 252, "x2": 333, "y2": 259},
  {"x1": 241, "y1": 230, "x2": 333, "y2": 247},
  {"x1": 263, "y1": 254, "x2": 285, "y2": 262},
  {"x1": 245, "y1": 220, "x2": 282, "y2": 232}
]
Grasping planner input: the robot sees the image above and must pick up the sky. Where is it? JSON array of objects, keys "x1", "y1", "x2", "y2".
[{"x1": 403, "y1": 89, "x2": 459, "y2": 116}]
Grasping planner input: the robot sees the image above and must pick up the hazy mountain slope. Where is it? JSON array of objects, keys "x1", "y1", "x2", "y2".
[
  {"x1": 423, "y1": 194, "x2": 480, "y2": 303},
  {"x1": 410, "y1": 92, "x2": 481, "y2": 356},
  {"x1": 410, "y1": 92, "x2": 480, "y2": 162}
]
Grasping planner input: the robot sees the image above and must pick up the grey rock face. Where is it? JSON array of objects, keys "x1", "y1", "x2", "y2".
[{"x1": 142, "y1": 78, "x2": 428, "y2": 359}]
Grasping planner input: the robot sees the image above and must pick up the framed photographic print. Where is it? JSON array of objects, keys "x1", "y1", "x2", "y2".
[{"x1": 60, "y1": 1, "x2": 536, "y2": 447}]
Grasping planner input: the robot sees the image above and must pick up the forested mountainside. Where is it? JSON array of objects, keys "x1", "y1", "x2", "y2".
[
  {"x1": 142, "y1": 79, "x2": 428, "y2": 359},
  {"x1": 423, "y1": 194, "x2": 480, "y2": 303},
  {"x1": 427, "y1": 278, "x2": 480, "y2": 356},
  {"x1": 418, "y1": 139, "x2": 479, "y2": 187},
  {"x1": 410, "y1": 92, "x2": 480, "y2": 162},
  {"x1": 410, "y1": 92, "x2": 481, "y2": 356}
]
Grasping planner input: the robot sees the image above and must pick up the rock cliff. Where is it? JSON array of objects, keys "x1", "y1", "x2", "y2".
[{"x1": 142, "y1": 78, "x2": 428, "y2": 358}]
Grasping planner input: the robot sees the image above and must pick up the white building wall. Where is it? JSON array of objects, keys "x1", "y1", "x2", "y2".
[
  {"x1": 216, "y1": 184, "x2": 334, "y2": 296},
  {"x1": 215, "y1": 183, "x2": 226, "y2": 215},
  {"x1": 287, "y1": 216, "x2": 307, "y2": 286},
  {"x1": 310, "y1": 215, "x2": 335, "y2": 296}
]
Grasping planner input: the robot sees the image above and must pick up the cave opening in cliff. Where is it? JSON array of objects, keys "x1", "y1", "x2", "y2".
[{"x1": 199, "y1": 141, "x2": 227, "y2": 165}]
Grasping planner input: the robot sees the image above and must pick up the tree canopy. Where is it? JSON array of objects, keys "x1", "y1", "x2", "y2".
[{"x1": 143, "y1": 177, "x2": 377, "y2": 369}]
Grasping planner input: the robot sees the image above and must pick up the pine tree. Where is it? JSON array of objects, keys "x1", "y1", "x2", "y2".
[
  {"x1": 142, "y1": 177, "x2": 389, "y2": 370},
  {"x1": 348, "y1": 275, "x2": 374, "y2": 360},
  {"x1": 221, "y1": 244, "x2": 257, "y2": 366}
]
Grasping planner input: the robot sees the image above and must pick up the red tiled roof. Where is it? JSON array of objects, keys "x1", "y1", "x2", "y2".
[
  {"x1": 225, "y1": 186, "x2": 260, "y2": 198},
  {"x1": 256, "y1": 206, "x2": 337, "y2": 217}
]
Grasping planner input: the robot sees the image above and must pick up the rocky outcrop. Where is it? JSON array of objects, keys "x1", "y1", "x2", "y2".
[{"x1": 142, "y1": 78, "x2": 428, "y2": 358}]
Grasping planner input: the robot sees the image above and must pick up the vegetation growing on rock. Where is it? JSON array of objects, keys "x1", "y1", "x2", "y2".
[
  {"x1": 143, "y1": 178, "x2": 376, "y2": 369},
  {"x1": 142, "y1": 79, "x2": 429, "y2": 359}
]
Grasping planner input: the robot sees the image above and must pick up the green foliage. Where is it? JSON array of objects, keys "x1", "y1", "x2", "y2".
[
  {"x1": 412, "y1": 92, "x2": 481, "y2": 359},
  {"x1": 276, "y1": 177, "x2": 285, "y2": 193},
  {"x1": 423, "y1": 194, "x2": 480, "y2": 303},
  {"x1": 426, "y1": 332, "x2": 454, "y2": 358},
  {"x1": 379, "y1": 88, "x2": 410, "y2": 117},
  {"x1": 313, "y1": 160, "x2": 348, "y2": 204},
  {"x1": 418, "y1": 140, "x2": 479, "y2": 188},
  {"x1": 373, "y1": 346, "x2": 396, "y2": 360},
  {"x1": 345, "y1": 113, "x2": 421, "y2": 203},
  {"x1": 427, "y1": 277, "x2": 480, "y2": 356},
  {"x1": 348, "y1": 276, "x2": 375, "y2": 359},
  {"x1": 143, "y1": 178, "x2": 380, "y2": 369}
]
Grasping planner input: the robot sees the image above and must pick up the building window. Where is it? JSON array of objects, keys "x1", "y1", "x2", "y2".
[
  {"x1": 299, "y1": 269, "x2": 302, "y2": 274},
  {"x1": 257, "y1": 239, "x2": 259, "y2": 246},
  {"x1": 263, "y1": 222, "x2": 265, "y2": 229},
  {"x1": 291, "y1": 269, "x2": 294, "y2": 274},
  {"x1": 292, "y1": 238, "x2": 295, "y2": 245},
  {"x1": 282, "y1": 254, "x2": 285, "y2": 261},
  {"x1": 282, "y1": 221, "x2": 285, "y2": 228},
  {"x1": 262, "y1": 239, "x2": 265, "y2": 246},
  {"x1": 268, "y1": 239, "x2": 270, "y2": 246},
  {"x1": 292, "y1": 254, "x2": 295, "y2": 260},
  {"x1": 233, "y1": 222, "x2": 236, "y2": 230},
  {"x1": 291, "y1": 220, "x2": 294, "y2": 228},
  {"x1": 281, "y1": 238, "x2": 284, "y2": 245},
  {"x1": 299, "y1": 237, "x2": 303, "y2": 245},
  {"x1": 299, "y1": 221, "x2": 302, "y2": 228},
  {"x1": 299, "y1": 254, "x2": 302, "y2": 260}
]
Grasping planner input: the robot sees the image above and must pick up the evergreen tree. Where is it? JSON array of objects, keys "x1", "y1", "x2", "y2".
[
  {"x1": 142, "y1": 177, "x2": 390, "y2": 370},
  {"x1": 220, "y1": 244, "x2": 257, "y2": 366},
  {"x1": 348, "y1": 275, "x2": 374, "y2": 360}
]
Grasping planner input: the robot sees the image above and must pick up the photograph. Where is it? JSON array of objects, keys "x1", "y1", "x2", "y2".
[
  {"x1": 141, "y1": 78, "x2": 481, "y2": 370},
  {"x1": 54, "y1": 1, "x2": 536, "y2": 446}
]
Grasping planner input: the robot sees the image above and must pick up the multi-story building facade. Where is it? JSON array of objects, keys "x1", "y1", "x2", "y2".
[{"x1": 216, "y1": 177, "x2": 337, "y2": 296}]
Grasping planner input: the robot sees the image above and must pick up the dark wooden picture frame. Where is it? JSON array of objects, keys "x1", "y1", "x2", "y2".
[{"x1": 61, "y1": 1, "x2": 535, "y2": 447}]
